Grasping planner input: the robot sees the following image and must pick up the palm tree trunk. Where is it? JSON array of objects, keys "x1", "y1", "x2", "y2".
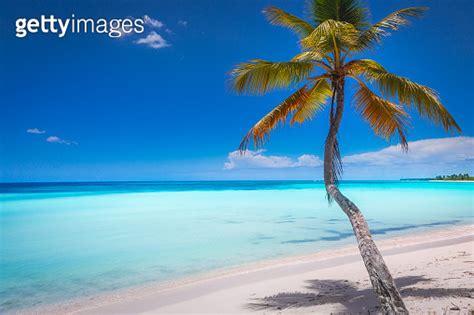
[{"x1": 323, "y1": 78, "x2": 408, "y2": 313}]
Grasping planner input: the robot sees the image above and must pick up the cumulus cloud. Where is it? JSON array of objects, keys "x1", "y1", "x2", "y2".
[
  {"x1": 223, "y1": 137, "x2": 473, "y2": 179},
  {"x1": 46, "y1": 136, "x2": 77, "y2": 145},
  {"x1": 26, "y1": 128, "x2": 46, "y2": 134},
  {"x1": 343, "y1": 137, "x2": 473, "y2": 166},
  {"x1": 135, "y1": 31, "x2": 170, "y2": 49},
  {"x1": 144, "y1": 15, "x2": 164, "y2": 28},
  {"x1": 113, "y1": 15, "x2": 164, "y2": 39},
  {"x1": 297, "y1": 154, "x2": 322, "y2": 167},
  {"x1": 224, "y1": 150, "x2": 322, "y2": 170}
]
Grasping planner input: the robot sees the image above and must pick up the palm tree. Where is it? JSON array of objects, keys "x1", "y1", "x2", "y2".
[{"x1": 229, "y1": 0, "x2": 460, "y2": 312}]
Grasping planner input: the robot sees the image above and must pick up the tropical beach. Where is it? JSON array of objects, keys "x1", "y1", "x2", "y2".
[
  {"x1": 2, "y1": 0, "x2": 473, "y2": 313},
  {"x1": 1, "y1": 181, "x2": 473, "y2": 313},
  {"x1": 10, "y1": 223, "x2": 474, "y2": 314},
  {"x1": 69, "y1": 225, "x2": 474, "y2": 314}
]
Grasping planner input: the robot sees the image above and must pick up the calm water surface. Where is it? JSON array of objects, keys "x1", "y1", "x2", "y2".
[{"x1": 0, "y1": 181, "x2": 473, "y2": 312}]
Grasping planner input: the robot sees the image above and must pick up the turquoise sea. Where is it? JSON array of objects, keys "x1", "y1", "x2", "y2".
[{"x1": 0, "y1": 181, "x2": 473, "y2": 312}]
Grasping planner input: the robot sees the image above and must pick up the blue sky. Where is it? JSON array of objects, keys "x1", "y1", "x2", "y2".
[{"x1": 1, "y1": 0, "x2": 473, "y2": 182}]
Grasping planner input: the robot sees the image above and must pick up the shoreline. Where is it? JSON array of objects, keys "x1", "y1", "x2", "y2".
[
  {"x1": 429, "y1": 180, "x2": 474, "y2": 182},
  {"x1": 19, "y1": 223, "x2": 473, "y2": 314}
]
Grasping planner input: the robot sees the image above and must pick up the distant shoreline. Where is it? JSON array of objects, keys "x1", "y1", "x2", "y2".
[
  {"x1": 429, "y1": 180, "x2": 474, "y2": 182},
  {"x1": 400, "y1": 179, "x2": 474, "y2": 182}
]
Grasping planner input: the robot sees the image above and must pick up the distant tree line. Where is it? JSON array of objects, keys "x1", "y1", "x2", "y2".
[{"x1": 434, "y1": 173, "x2": 474, "y2": 180}]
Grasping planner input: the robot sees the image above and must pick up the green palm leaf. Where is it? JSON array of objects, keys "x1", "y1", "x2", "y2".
[
  {"x1": 264, "y1": 6, "x2": 314, "y2": 38},
  {"x1": 291, "y1": 51, "x2": 333, "y2": 71},
  {"x1": 230, "y1": 60, "x2": 313, "y2": 95},
  {"x1": 344, "y1": 58, "x2": 386, "y2": 75},
  {"x1": 291, "y1": 79, "x2": 332, "y2": 124},
  {"x1": 301, "y1": 19, "x2": 359, "y2": 52},
  {"x1": 309, "y1": 0, "x2": 369, "y2": 29},
  {"x1": 291, "y1": 50, "x2": 326, "y2": 62},
  {"x1": 357, "y1": 7, "x2": 427, "y2": 50}
]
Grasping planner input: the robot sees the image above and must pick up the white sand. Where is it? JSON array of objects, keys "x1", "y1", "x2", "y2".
[{"x1": 29, "y1": 225, "x2": 474, "y2": 314}]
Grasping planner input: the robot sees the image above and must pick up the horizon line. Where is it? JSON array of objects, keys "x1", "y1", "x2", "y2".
[{"x1": 0, "y1": 178, "x2": 441, "y2": 185}]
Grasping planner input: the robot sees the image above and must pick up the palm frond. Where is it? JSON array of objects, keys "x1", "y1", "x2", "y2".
[
  {"x1": 354, "y1": 81, "x2": 409, "y2": 149},
  {"x1": 291, "y1": 50, "x2": 326, "y2": 62},
  {"x1": 264, "y1": 6, "x2": 314, "y2": 38},
  {"x1": 344, "y1": 58, "x2": 386, "y2": 75},
  {"x1": 353, "y1": 65, "x2": 460, "y2": 132},
  {"x1": 309, "y1": 0, "x2": 369, "y2": 30},
  {"x1": 346, "y1": 59, "x2": 460, "y2": 132},
  {"x1": 291, "y1": 79, "x2": 332, "y2": 124},
  {"x1": 357, "y1": 7, "x2": 427, "y2": 50},
  {"x1": 230, "y1": 60, "x2": 313, "y2": 95},
  {"x1": 239, "y1": 79, "x2": 332, "y2": 151},
  {"x1": 239, "y1": 86, "x2": 312, "y2": 151},
  {"x1": 291, "y1": 51, "x2": 333, "y2": 71},
  {"x1": 301, "y1": 19, "x2": 359, "y2": 52}
]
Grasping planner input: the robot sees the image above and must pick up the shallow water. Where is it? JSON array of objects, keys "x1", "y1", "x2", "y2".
[{"x1": 0, "y1": 181, "x2": 472, "y2": 312}]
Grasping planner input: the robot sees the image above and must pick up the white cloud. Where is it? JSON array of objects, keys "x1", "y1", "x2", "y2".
[
  {"x1": 26, "y1": 128, "x2": 46, "y2": 134},
  {"x1": 224, "y1": 150, "x2": 322, "y2": 170},
  {"x1": 113, "y1": 15, "x2": 164, "y2": 39},
  {"x1": 297, "y1": 154, "x2": 322, "y2": 167},
  {"x1": 178, "y1": 20, "x2": 188, "y2": 27},
  {"x1": 222, "y1": 137, "x2": 473, "y2": 179},
  {"x1": 46, "y1": 136, "x2": 77, "y2": 145},
  {"x1": 135, "y1": 31, "x2": 170, "y2": 49},
  {"x1": 343, "y1": 137, "x2": 473, "y2": 166},
  {"x1": 144, "y1": 15, "x2": 164, "y2": 28}
]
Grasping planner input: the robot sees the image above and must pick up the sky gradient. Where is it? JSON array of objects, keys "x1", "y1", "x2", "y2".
[{"x1": 1, "y1": 0, "x2": 473, "y2": 182}]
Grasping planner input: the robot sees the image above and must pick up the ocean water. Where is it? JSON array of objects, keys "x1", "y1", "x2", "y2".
[{"x1": 0, "y1": 180, "x2": 472, "y2": 312}]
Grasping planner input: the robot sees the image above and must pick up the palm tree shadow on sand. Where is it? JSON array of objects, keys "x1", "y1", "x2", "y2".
[{"x1": 246, "y1": 276, "x2": 473, "y2": 313}]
